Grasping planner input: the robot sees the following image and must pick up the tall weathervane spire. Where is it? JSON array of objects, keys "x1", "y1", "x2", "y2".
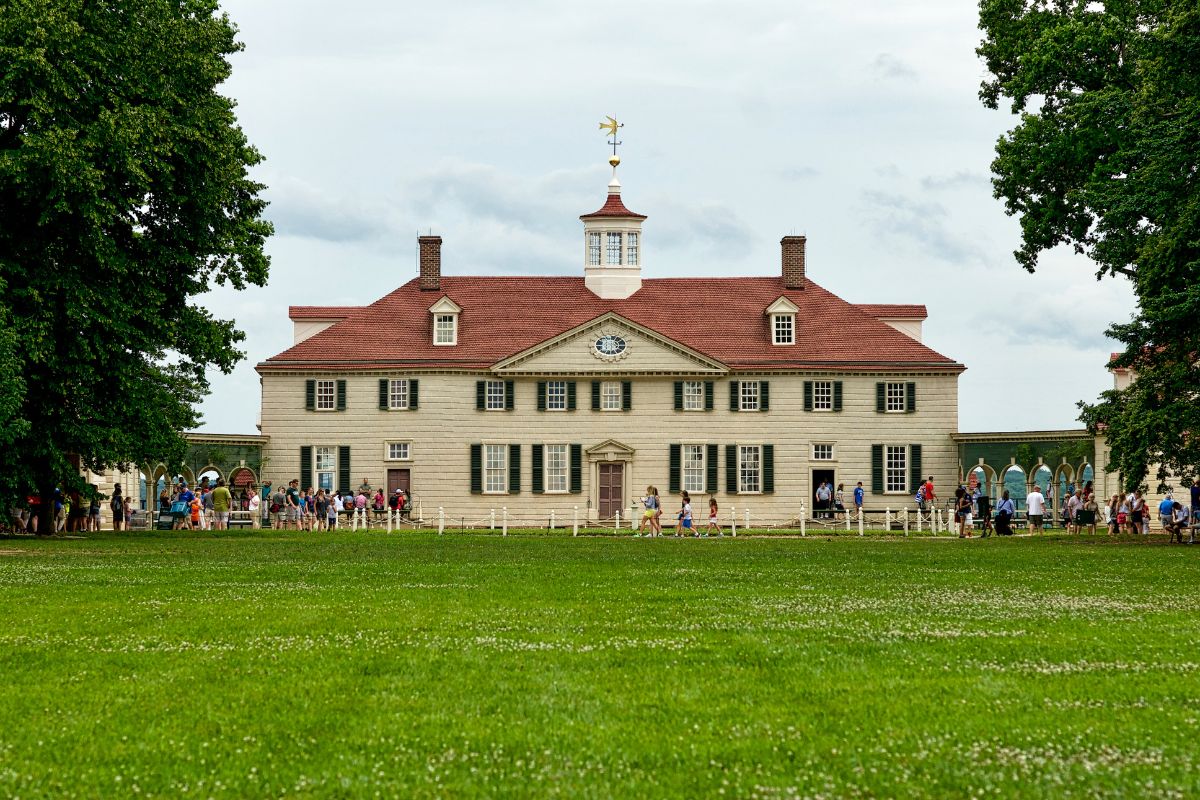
[{"x1": 599, "y1": 116, "x2": 623, "y2": 169}]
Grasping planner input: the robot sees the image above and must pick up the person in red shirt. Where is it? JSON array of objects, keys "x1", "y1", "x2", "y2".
[{"x1": 923, "y1": 477, "x2": 937, "y2": 508}]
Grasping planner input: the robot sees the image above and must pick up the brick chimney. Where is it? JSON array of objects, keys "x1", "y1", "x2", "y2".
[
  {"x1": 781, "y1": 235, "x2": 806, "y2": 289},
  {"x1": 418, "y1": 235, "x2": 442, "y2": 291}
]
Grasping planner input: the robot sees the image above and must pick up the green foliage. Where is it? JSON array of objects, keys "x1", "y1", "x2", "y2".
[
  {"x1": 978, "y1": 0, "x2": 1200, "y2": 491},
  {"x1": 0, "y1": 0, "x2": 271, "y2": 511}
]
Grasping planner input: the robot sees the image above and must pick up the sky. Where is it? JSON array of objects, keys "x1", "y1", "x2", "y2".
[{"x1": 197, "y1": 0, "x2": 1134, "y2": 435}]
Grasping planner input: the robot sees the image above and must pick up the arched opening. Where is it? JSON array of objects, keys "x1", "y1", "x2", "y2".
[
  {"x1": 1002, "y1": 465, "x2": 1027, "y2": 510},
  {"x1": 197, "y1": 467, "x2": 221, "y2": 492},
  {"x1": 1079, "y1": 463, "x2": 1094, "y2": 495},
  {"x1": 969, "y1": 464, "x2": 999, "y2": 503},
  {"x1": 138, "y1": 469, "x2": 149, "y2": 510},
  {"x1": 151, "y1": 464, "x2": 170, "y2": 511},
  {"x1": 1053, "y1": 464, "x2": 1075, "y2": 524},
  {"x1": 229, "y1": 467, "x2": 257, "y2": 511}
]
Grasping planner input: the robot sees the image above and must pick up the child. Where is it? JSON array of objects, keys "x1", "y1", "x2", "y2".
[
  {"x1": 675, "y1": 491, "x2": 693, "y2": 537},
  {"x1": 705, "y1": 497, "x2": 721, "y2": 536},
  {"x1": 637, "y1": 487, "x2": 657, "y2": 537},
  {"x1": 189, "y1": 495, "x2": 201, "y2": 531},
  {"x1": 651, "y1": 487, "x2": 662, "y2": 536}
]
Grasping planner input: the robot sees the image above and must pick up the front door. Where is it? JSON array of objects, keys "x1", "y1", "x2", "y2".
[
  {"x1": 387, "y1": 468, "x2": 411, "y2": 496},
  {"x1": 812, "y1": 468, "x2": 836, "y2": 517},
  {"x1": 598, "y1": 463, "x2": 624, "y2": 519}
]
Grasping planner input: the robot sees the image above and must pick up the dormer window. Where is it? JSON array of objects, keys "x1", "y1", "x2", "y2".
[
  {"x1": 428, "y1": 295, "x2": 462, "y2": 347},
  {"x1": 765, "y1": 296, "x2": 799, "y2": 346}
]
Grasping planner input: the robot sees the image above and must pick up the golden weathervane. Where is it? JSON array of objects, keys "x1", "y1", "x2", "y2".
[{"x1": 599, "y1": 116, "x2": 623, "y2": 166}]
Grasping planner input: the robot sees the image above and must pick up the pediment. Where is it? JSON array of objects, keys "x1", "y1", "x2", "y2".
[
  {"x1": 492, "y1": 313, "x2": 727, "y2": 375},
  {"x1": 585, "y1": 439, "x2": 637, "y2": 460},
  {"x1": 766, "y1": 296, "x2": 799, "y2": 315},
  {"x1": 428, "y1": 295, "x2": 462, "y2": 314}
]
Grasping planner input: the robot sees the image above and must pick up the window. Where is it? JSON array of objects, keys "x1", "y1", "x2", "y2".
[
  {"x1": 546, "y1": 381, "x2": 567, "y2": 411},
  {"x1": 813, "y1": 381, "x2": 833, "y2": 411},
  {"x1": 388, "y1": 379, "x2": 409, "y2": 410},
  {"x1": 588, "y1": 232, "x2": 602, "y2": 266},
  {"x1": 683, "y1": 381, "x2": 704, "y2": 411},
  {"x1": 812, "y1": 443, "x2": 834, "y2": 461},
  {"x1": 739, "y1": 445, "x2": 761, "y2": 493},
  {"x1": 484, "y1": 444, "x2": 507, "y2": 493},
  {"x1": 434, "y1": 314, "x2": 457, "y2": 345},
  {"x1": 486, "y1": 380, "x2": 506, "y2": 411},
  {"x1": 315, "y1": 380, "x2": 335, "y2": 411},
  {"x1": 773, "y1": 314, "x2": 794, "y2": 345},
  {"x1": 626, "y1": 232, "x2": 639, "y2": 265},
  {"x1": 386, "y1": 442, "x2": 410, "y2": 461},
  {"x1": 600, "y1": 381, "x2": 622, "y2": 411},
  {"x1": 740, "y1": 381, "x2": 760, "y2": 411},
  {"x1": 315, "y1": 446, "x2": 335, "y2": 491},
  {"x1": 885, "y1": 445, "x2": 907, "y2": 493},
  {"x1": 606, "y1": 232, "x2": 622, "y2": 265},
  {"x1": 683, "y1": 444, "x2": 706, "y2": 493},
  {"x1": 886, "y1": 382, "x2": 907, "y2": 412},
  {"x1": 545, "y1": 444, "x2": 568, "y2": 493}
]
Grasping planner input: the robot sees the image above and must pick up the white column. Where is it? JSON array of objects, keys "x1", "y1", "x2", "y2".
[
  {"x1": 903, "y1": 508, "x2": 909, "y2": 537},
  {"x1": 858, "y1": 510, "x2": 864, "y2": 537},
  {"x1": 730, "y1": 506, "x2": 736, "y2": 537},
  {"x1": 845, "y1": 509, "x2": 851, "y2": 531},
  {"x1": 744, "y1": 509, "x2": 750, "y2": 531},
  {"x1": 502, "y1": 507, "x2": 508, "y2": 536},
  {"x1": 800, "y1": 501, "x2": 807, "y2": 537},
  {"x1": 550, "y1": 510, "x2": 556, "y2": 531},
  {"x1": 885, "y1": 507, "x2": 891, "y2": 531},
  {"x1": 437, "y1": 507, "x2": 444, "y2": 535},
  {"x1": 490, "y1": 509, "x2": 495, "y2": 530},
  {"x1": 573, "y1": 506, "x2": 579, "y2": 537},
  {"x1": 614, "y1": 509, "x2": 620, "y2": 532}
]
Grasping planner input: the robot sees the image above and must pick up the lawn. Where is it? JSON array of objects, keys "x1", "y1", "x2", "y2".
[{"x1": 1, "y1": 531, "x2": 1197, "y2": 798}]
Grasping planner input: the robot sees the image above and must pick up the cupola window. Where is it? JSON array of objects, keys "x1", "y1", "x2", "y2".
[
  {"x1": 626, "y1": 233, "x2": 639, "y2": 265},
  {"x1": 588, "y1": 232, "x2": 602, "y2": 266},
  {"x1": 606, "y1": 232, "x2": 622, "y2": 265}
]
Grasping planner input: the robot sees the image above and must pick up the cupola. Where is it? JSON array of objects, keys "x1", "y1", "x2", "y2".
[{"x1": 582, "y1": 118, "x2": 645, "y2": 299}]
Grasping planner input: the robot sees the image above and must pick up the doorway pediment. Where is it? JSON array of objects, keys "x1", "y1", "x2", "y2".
[{"x1": 585, "y1": 439, "x2": 636, "y2": 462}]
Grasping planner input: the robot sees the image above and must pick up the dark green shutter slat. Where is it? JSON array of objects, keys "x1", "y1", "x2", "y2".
[
  {"x1": 726, "y1": 445, "x2": 738, "y2": 494},
  {"x1": 569, "y1": 444, "x2": 582, "y2": 493},
  {"x1": 876, "y1": 382, "x2": 886, "y2": 413},
  {"x1": 591, "y1": 381, "x2": 600, "y2": 410},
  {"x1": 336, "y1": 380, "x2": 346, "y2": 411},
  {"x1": 305, "y1": 380, "x2": 315, "y2": 411},
  {"x1": 803, "y1": 381, "x2": 813, "y2": 411},
  {"x1": 706, "y1": 444, "x2": 718, "y2": 493},
  {"x1": 409, "y1": 379, "x2": 419, "y2": 409},
  {"x1": 674, "y1": 381, "x2": 684, "y2": 411},
  {"x1": 567, "y1": 382, "x2": 577, "y2": 411},
  {"x1": 730, "y1": 381, "x2": 739, "y2": 411},
  {"x1": 910, "y1": 444, "x2": 923, "y2": 495},
  {"x1": 537, "y1": 381, "x2": 547, "y2": 412},
  {"x1": 337, "y1": 446, "x2": 350, "y2": 495},
  {"x1": 621, "y1": 381, "x2": 632, "y2": 411},
  {"x1": 508, "y1": 444, "x2": 521, "y2": 493},
  {"x1": 470, "y1": 444, "x2": 482, "y2": 493},
  {"x1": 476, "y1": 381, "x2": 486, "y2": 410},
  {"x1": 762, "y1": 444, "x2": 774, "y2": 494},
  {"x1": 379, "y1": 379, "x2": 389, "y2": 410},
  {"x1": 505, "y1": 380, "x2": 515, "y2": 411},
  {"x1": 531, "y1": 444, "x2": 544, "y2": 494},
  {"x1": 871, "y1": 445, "x2": 884, "y2": 494},
  {"x1": 668, "y1": 444, "x2": 681, "y2": 494},
  {"x1": 906, "y1": 382, "x2": 917, "y2": 413},
  {"x1": 833, "y1": 381, "x2": 843, "y2": 412},
  {"x1": 760, "y1": 381, "x2": 770, "y2": 412},
  {"x1": 704, "y1": 381, "x2": 714, "y2": 411},
  {"x1": 300, "y1": 446, "x2": 312, "y2": 491}
]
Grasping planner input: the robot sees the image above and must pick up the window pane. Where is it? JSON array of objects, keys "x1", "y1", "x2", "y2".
[
  {"x1": 683, "y1": 444, "x2": 705, "y2": 492},
  {"x1": 739, "y1": 445, "x2": 761, "y2": 493},
  {"x1": 683, "y1": 381, "x2": 704, "y2": 411},
  {"x1": 813, "y1": 381, "x2": 832, "y2": 411},
  {"x1": 435, "y1": 314, "x2": 456, "y2": 344},
  {"x1": 546, "y1": 381, "x2": 567, "y2": 410},
  {"x1": 813, "y1": 444, "x2": 833, "y2": 461},
  {"x1": 601, "y1": 381, "x2": 622, "y2": 410},
  {"x1": 486, "y1": 380, "x2": 506, "y2": 410},
  {"x1": 485, "y1": 444, "x2": 507, "y2": 493},
  {"x1": 740, "y1": 381, "x2": 760, "y2": 411},
  {"x1": 774, "y1": 315, "x2": 794, "y2": 344},
  {"x1": 389, "y1": 379, "x2": 408, "y2": 409},
  {"x1": 886, "y1": 382, "x2": 906, "y2": 412},
  {"x1": 546, "y1": 444, "x2": 568, "y2": 492},
  {"x1": 606, "y1": 232, "x2": 622, "y2": 265},
  {"x1": 388, "y1": 443, "x2": 409, "y2": 460},
  {"x1": 626, "y1": 232, "x2": 639, "y2": 266},
  {"x1": 315, "y1": 446, "x2": 335, "y2": 491},
  {"x1": 316, "y1": 380, "x2": 335, "y2": 410},
  {"x1": 885, "y1": 445, "x2": 907, "y2": 492},
  {"x1": 588, "y1": 232, "x2": 601, "y2": 266}
]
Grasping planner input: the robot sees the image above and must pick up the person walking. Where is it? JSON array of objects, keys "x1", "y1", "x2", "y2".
[
  {"x1": 1026, "y1": 484, "x2": 1046, "y2": 534},
  {"x1": 854, "y1": 481, "x2": 864, "y2": 520},
  {"x1": 1080, "y1": 492, "x2": 1098, "y2": 535},
  {"x1": 815, "y1": 481, "x2": 832, "y2": 520},
  {"x1": 705, "y1": 497, "x2": 721, "y2": 536},
  {"x1": 834, "y1": 483, "x2": 846, "y2": 516},
  {"x1": 211, "y1": 478, "x2": 232, "y2": 531},
  {"x1": 1130, "y1": 489, "x2": 1146, "y2": 535},
  {"x1": 1066, "y1": 489, "x2": 1083, "y2": 534},
  {"x1": 977, "y1": 489, "x2": 993, "y2": 537},
  {"x1": 110, "y1": 484, "x2": 124, "y2": 531},
  {"x1": 955, "y1": 487, "x2": 972, "y2": 538}
]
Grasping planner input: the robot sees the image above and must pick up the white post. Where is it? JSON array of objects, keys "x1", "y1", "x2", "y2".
[
  {"x1": 934, "y1": 508, "x2": 941, "y2": 535},
  {"x1": 502, "y1": 507, "x2": 508, "y2": 537},
  {"x1": 614, "y1": 509, "x2": 620, "y2": 532},
  {"x1": 886, "y1": 507, "x2": 892, "y2": 532},
  {"x1": 437, "y1": 507, "x2": 444, "y2": 535},
  {"x1": 845, "y1": 508, "x2": 851, "y2": 532},
  {"x1": 744, "y1": 508, "x2": 750, "y2": 531},
  {"x1": 800, "y1": 501, "x2": 807, "y2": 537},
  {"x1": 549, "y1": 510, "x2": 556, "y2": 530},
  {"x1": 858, "y1": 509, "x2": 864, "y2": 537},
  {"x1": 490, "y1": 509, "x2": 495, "y2": 530},
  {"x1": 417, "y1": 499, "x2": 423, "y2": 522},
  {"x1": 630, "y1": 505, "x2": 637, "y2": 531},
  {"x1": 730, "y1": 507, "x2": 737, "y2": 537},
  {"x1": 903, "y1": 508, "x2": 910, "y2": 537},
  {"x1": 573, "y1": 506, "x2": 579, "y2": 537}
]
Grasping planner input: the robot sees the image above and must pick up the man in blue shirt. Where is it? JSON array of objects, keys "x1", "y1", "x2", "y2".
[
  {"x1": 853, "y1": 482, "x2": 864, "y2": 515},
  {"x1": 1159, "y1": 495, "x2": 1176, "y2": 531}
]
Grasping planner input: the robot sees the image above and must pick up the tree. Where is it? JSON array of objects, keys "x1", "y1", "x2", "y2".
[
  {"x1": 0, "y1": 0, "x2": 272, "y2": 532},
  {"x1": 978, "y1": 0, "x2": 1200, "y2": 492}
]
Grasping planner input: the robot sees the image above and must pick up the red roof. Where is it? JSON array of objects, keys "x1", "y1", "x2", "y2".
[
  {"x1": 855, "y1": 304, "x2": 927, "y2": 320},
  {"x1": 289, "y1": 306, "x2": 360, "y2": 320},
  {"x1": 579, "y1": 193, "x2": 647, "y2": 220},
  {"x1": 260, "y1": 277, "x2": 962, "y2": 373}
]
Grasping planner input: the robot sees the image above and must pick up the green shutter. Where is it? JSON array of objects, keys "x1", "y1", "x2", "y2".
[
  {"x1": 569, "y1": 444, "x2": 582, "y2": 493},
  {"x1": 336, "y1": 380, "x2": 346, "y2": 411},
  {"x1": 379, "y1": 379, "x2": 389, "y2": 410},
  {"x1": 876, "y1": 382, "x2": 886, "y2": 413},
  {"x1": 668, "y1": 444, "x2": 681, "y2": 493},
  {"x1": 537, "y1": 381, "x2": 547, "y2": 412},
  {"x1": 300, "y1": 446, "x2": 312, "y2": 491},
  {"x1": 729, "y1": 381, "x2": 740, "y2": 411},
  {"x1": 505, "y1": 380, "x2": 515, "y2": 411},
  {"x1": 337, "y1": 446, "x2": 350, "y2": 495},
  {"x1": 906, "y1": 382, "x2": 917, "y2": 413},
  {"x1": 762, "y1": 444, "x2": 774, "y2": 493},
  {"x1": 704, "y1": 381, "x2": 714, "y2": 411},
  {"x1": 409, "y1": 379, "x2": 419, "y2": 409},
  {"x1": 591, "y1": 381, "x2": 600, "y2": 410},
  {"x1": 531, "y1": 444, "x2": 544, "y2": 493},
  {"x1": 910, "y1": 444, "x2": 923, "y2": 494},
  {"x1": 508, "y1": 444, "x2": 521, "y2": 493},
  {"x1": 726, "y1": 445, "x2": 738, "y2": 494},
  {"x1": 803, "y1": 381, "x2": 813, "y2": 411},
  {"x1": 305, "y1": 380, "x2": 315, "y2": 411},
  {"x1": 760, "y1": 381, "x2": 770, "y2": 412},
  {"x1": 833, "y1": 381, "x2": 843, "y2": 412},
  {"x1": 470, "y1": 444, "x2": 482, "y2": 493},
  {"x1": 567, "y1": 382, "x2": 577, "y2": 411},
  {"x1": 674, "y1": 381, "x2": 684, "y2": 411},
  {"x1": 476, "y1": 381, "x2": 486, "y2": 410},
  {"x1": 706, "y1": 444, "x2": 718, "y2": 493},
  {"x1": 622, "y1": 381, "x2": 632, "y2": 411},
  {"x1": 871, "y1": 444, "x2": 884, "y2": 494}
]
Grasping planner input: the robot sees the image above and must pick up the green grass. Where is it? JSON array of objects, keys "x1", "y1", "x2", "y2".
[{"x1": 1, "y1": 531, "x2": 1197, "y2": 798}]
